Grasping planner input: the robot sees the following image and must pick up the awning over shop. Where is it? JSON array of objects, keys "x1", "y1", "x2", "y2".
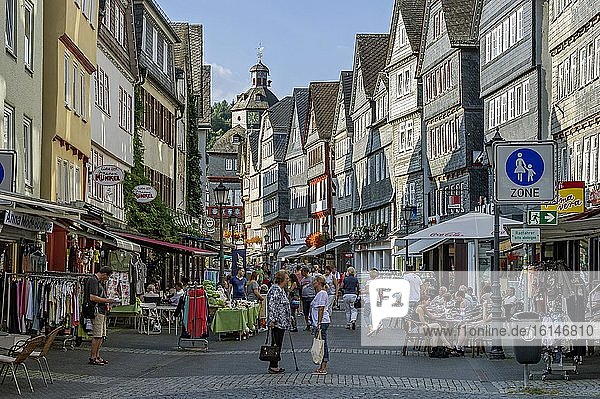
[
  {"x1": 72, "y1": 220, "x2": 141, "y2": 253},
  {"x1": 404, "y1": 212, "x2": 520, "y2": 240},
  {"x1": 392, "y1": 238, "x2": 447, "y2": 257},
  {"x1": 115, "y1": 232, "x2": 217, "y2": 256},
  {"x1": 303, "y1": 240, "x2": 349, "y2": 257},
  {"x1": 277, "y1": 244, "x2": 307, "y2": 260}
]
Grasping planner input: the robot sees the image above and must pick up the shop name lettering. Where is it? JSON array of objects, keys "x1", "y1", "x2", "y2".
[
  {"x1": 94, "y1": 173, "x2": 121, "y2": 182},
  {"x1": 430, "y1": 232, "x2": 464, "y2": 237},
  {"x1": 4, "y1": 212, "x2": 52, "y2": 232},
  {"x1": 556, "y1": 194, "x2": 582, "y2": 211},
  {"x1": 135, "y1": 192, "x2": 155, "y2": 199}
]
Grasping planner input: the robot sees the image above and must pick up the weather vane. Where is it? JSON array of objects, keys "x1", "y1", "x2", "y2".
[{"x1": 257, "y1": 42, "x2": 264, "y2": 63}]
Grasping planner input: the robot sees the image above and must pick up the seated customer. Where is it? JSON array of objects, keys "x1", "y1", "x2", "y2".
[
  {"x1": 143, "y1": 284, "x2": 161, "y2": 304},
  {"x1": 169, "y1": 282, "x2": 185, "y2": 306},
  {"x1": 415, "y1": 296, "x2": 452, "y2": 348}
]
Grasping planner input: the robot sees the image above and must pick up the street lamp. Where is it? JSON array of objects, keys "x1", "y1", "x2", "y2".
[
  {"x1": 214, "y1": 182, "x2": 229, "y2": 286},
  {"x1": 402, "y1": 206, "x2": 416, "y2": 272},
  {"x1": 485, "y1": 127, "x2": 505, "y2": 359},
  {"x1": 322, "y1": 219, "x2": 329, "y2": 269}
]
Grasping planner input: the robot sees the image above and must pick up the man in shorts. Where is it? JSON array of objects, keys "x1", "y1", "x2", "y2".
[{"x1": 86, "y1": 266, "x2": 115, "y2": 365}]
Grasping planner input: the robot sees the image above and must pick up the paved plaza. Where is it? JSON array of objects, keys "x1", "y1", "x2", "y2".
[{"x1": 1, "y1": 311, "x2": 600, "y2": 399}]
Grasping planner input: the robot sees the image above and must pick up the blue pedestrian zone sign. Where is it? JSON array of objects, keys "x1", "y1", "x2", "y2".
[
  {"x1": 495, "y1": 141, "x2": 555, "y2": 204},
  {"x1": 506, "y1": 148, "x2": 544, "y2": 186}
]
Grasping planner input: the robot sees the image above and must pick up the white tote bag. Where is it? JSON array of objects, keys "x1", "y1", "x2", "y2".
[{"x1": 311, "y1": 330, "x2": 324, "y2": 364}]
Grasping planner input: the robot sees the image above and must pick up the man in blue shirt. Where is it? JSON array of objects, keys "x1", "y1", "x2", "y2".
[{"x1": 230, "y1": 268, "x2": 247, "y2": 301}]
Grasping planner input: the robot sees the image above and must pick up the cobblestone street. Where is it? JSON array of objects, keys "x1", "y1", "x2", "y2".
[{"x1": 1, "y1": 311, "x2": 600, "y2": 399}]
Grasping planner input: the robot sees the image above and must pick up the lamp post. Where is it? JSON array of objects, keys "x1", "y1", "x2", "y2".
[
  {"x1": 402, "y1": 206, "x2": 416, "y2": 272},
  {"x1": 485, "y1": 128, "x2": 505, "y2": 359},
  {"x1": 322, "y1": 219, "x2": 329, "y2": 269},
  {"x1": 213, "y1": 182, "x2": 229, "y2": 286}
]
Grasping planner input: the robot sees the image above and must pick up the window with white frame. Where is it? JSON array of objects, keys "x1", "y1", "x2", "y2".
[
  {"x1": 263, "y1": 166, "x2": 278, "y2": 187},
  {"x1": 431, "y1": 8, "x2": 446, "y2": 40},
  {"x1": 424, "y1": 59, "x2": 453, "y2": 102},
  {"x1": 162, "y1": 42, "x2": 169, "y2": 75},
  {"x1": 91, "y1": 149, "x2": 104, "y2": 200},
  {"x1": 2, "y1": 104, "x2": 14, "y2": 150},
  {"x1": 262, "y1": 140, "x2": 273, "y2": 157},
  {"x1": 118, "y1": 87, "x2": 132, "y2": 132},
  {"x1": 5, "y1": 0, "x2": 16, "y2": 53},
  {"x1": 264, "y1": 197, "x2": 277, "y2": 214},
  {"x1": 488, "y1": 79, "x2": 530, "y2": 129},
  {"x1": 485, "y1": 7, "x2": 524, "y2": 64},
  {"x1": 73, "y1": 63, "x2": 80, "y2": 115},
  {"x1": 397, "y1": 119, "x2": 415, "y2": 152},
  {"x1": 398, "y1": 24, "x2": 408, "y2": 47},
  {"x1": 24, "y1": 1, "x2": 34, "y2": 69},
  {"x1": 64, "y1": 53, "x2": 71, "y2": 107},
  {"x1": 428, "y1": 116, "x2": 460, "y2": 158},
  {"x1": 552, "y1": 0, "x2": 575, "y2": 20},
  {"x1": 23, "y1": 117, "x2": 32, "y2": 185},
  {"x1": 396, "y1": 67, "x2": 413, "y2": 98},
  {"x1": 95, "y1": 67, "x2": 110, "y2": 114},
  {"x1": 80, "y1": 71, "x2": 87, "y2": 120},
  {"x1": 152, "y1": 27, "x2": 158, "y2": 63},
  {"x1": 591, "y1": 135, "x2": 598, "y2": 184}
]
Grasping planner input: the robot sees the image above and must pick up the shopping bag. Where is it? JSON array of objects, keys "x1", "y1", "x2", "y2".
[
  {"x1": 311, "y1": 330, "x2": 324, "y2": 364},
  {"x1": 259, "y1": 329, "x2": 280, "y2": 362}
]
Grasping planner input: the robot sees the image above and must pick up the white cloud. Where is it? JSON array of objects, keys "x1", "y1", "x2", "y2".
[{"x1": 207, "y1": 62, "x2": 233, "y2": 79}]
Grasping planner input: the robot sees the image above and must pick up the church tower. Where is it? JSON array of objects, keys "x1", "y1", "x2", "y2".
[{"x1": 231, "y1": 45, "x2": 279, "y2": 130}]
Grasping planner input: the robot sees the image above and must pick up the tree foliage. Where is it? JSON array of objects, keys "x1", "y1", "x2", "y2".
[
  {"x1": 123, "y1": 86, "x2": 179, "y2": 242},
  {"x1": 209, "y1": 100, "x2": 232, "y2": 148}
]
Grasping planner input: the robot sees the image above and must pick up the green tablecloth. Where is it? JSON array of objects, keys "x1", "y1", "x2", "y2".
[{"x1": 210, "y1": 304, "x2": 260, "y2": 334}]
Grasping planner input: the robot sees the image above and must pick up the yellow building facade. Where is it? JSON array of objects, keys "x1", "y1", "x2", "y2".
[{"x1": 42, "y1": 0, "x2": 98, "y2": 203}]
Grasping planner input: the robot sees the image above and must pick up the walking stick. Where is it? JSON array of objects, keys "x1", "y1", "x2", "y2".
[{"x1": 288, "y1": 329, "x2": 299, "y2": 371}]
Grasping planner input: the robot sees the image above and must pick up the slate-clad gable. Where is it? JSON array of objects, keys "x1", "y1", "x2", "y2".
[
  {"x1": 441, "y1": 0, "x2": 483, "y2": 46},
  {"x1": 210, "y1": 125, "x2": 245, "y2": 154},
  {"x1": 353, "y1": 34, "x2": 390, "y2": 101},
  {"x1": 307, "y1": 82, "x2": 339, "y2": 141}
]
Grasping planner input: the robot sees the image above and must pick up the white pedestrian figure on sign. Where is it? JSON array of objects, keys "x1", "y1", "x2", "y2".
[
  {"x1": 526, "y1": 164, "x2": 536, "y2": 182},
  {"x1": 514, "y1": 153, "x2": 527, "y2": 182}
]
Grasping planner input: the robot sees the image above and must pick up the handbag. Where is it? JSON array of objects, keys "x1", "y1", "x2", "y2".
[
  {"x1": 311, "y1": 330, "x2": 325, "y2": 364},
  {"x1": 259, "y1": 329, "x2": 281, "y2": 362},
  {"x1": 354, "y1": 295, "x2": 361, "y2": 308}
]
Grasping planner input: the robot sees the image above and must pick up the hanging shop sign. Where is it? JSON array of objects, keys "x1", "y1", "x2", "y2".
[
  {"x1": 541, "y1": 181, "x2": 585, "y2": 214},
  {"x1": 93, "y1": 165, "x2": 124, "y2": 186},
  {"x1": 4, "y1": 210, "x2": 53, "y2": 233},
  {"x1": 133, "y1": 185, "x2": 157, "y2": 203}
]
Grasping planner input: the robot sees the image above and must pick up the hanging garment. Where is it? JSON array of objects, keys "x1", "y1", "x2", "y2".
[{"x1": 186, "y1": 287, "x2": 208, "y2": 338}]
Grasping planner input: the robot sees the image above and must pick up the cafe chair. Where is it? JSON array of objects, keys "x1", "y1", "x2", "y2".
[
  {"x1": 402, "y1": 317, "x2": 430, "y2": 356},
  {"x1": 0, "y1": 335, "x2": 45, "y2": 395},
  {"x1": 23, "y1": 327, "x2": 63, "y2": 386},
  {"x1": 139, "y1": 303, "x2": 161, "y2": 335}
]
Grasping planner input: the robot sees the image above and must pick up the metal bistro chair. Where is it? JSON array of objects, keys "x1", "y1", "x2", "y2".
[{"x1": 0, "y1": 335, "x2": 45, "y2": 395}]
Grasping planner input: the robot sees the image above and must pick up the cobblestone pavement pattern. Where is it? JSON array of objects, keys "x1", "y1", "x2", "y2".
[{"x1": 1, "y1": 310, "x2": 599, "y2": 398}]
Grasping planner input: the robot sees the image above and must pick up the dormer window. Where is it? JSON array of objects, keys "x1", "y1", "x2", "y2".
[{"x1": 255, "y1": 93, "x2": 264, "y2": 102}]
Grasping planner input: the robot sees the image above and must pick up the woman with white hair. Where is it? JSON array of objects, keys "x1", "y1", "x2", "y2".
[{"x1": 341, "y1": 267, "x2": 359, "y2": 330}]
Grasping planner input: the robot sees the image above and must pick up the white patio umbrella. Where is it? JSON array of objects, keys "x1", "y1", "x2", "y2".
[{"x1": 403, "y1": 212, "x2": 520, "y2": 240}]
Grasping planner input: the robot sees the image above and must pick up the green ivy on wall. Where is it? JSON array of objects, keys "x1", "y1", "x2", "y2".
[
  {"x1": 186, "y1": 91, "x2": 203, "y2": 217},
  {"x1": 122, "y1": 86, "x2": 179, "y2": 242}
]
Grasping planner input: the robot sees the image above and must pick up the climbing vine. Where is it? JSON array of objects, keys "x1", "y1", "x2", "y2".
[
  {"x1": 186, "y1": 91, "x2": 203, "y2": 217},
  {"x1": 123, "y1": 86, "x2": 179, "y2": 242}
]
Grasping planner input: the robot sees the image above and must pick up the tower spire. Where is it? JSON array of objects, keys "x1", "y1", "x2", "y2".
[{"x1": 257, "y1": 42, "x2": 264, "y2": 63}]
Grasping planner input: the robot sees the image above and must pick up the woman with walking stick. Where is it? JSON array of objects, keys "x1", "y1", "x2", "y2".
[{"x1": 266, "y1": 270, "x2": 291, "y2": 374}]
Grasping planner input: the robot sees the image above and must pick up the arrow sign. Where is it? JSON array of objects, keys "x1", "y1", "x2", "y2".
[{"x1": 528, "y1": 210, "x2": 558, "y2": 225}]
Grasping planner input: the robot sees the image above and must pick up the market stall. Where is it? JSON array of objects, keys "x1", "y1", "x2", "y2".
[{"x1": 210, "y1": 303, "x2": 261, "y2": 340}]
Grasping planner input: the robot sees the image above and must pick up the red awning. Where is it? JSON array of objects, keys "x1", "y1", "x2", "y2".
[{"x1": 115, "y1": 232, "x2": 217, "y2": 257}]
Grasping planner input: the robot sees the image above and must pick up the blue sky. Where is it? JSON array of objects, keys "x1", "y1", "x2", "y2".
[{"x1": 156, "y1": 0, "x2": 394, "y2": 104}]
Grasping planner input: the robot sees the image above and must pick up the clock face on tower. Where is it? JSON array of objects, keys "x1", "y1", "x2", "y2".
[{"x1": 248, "y1": 111, "x2": 260, "y2": 127}]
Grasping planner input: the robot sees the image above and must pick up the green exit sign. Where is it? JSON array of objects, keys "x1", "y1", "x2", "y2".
[{"x1": 528, "y1": 210, "x2": 558, "y2": 225}]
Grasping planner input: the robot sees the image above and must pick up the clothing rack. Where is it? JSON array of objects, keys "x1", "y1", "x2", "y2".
[
  {"x1": 178, "y1": 284, "x2": 208, "y2": 350},
  {"x1": 1, "y1": 271, "x2": 88, "y2": 335}
]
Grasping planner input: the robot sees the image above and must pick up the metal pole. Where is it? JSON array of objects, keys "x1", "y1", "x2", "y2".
[
  {"x1": 489, "y1": 199, "x2": 505, "y2": 359},
  {"x1": 405, "y1": 219, "x2": 409, "y2": 272},
  {"x1": 219, "y1": 204, "x2": 225, "y2": 286}
]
